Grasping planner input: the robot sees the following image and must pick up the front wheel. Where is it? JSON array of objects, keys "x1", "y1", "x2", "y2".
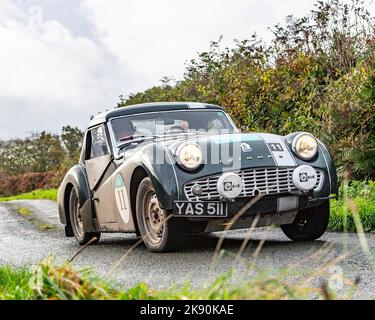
[
  {"x1": 69, "y1": 188, "x2": 100, "y2": 245},
  {"x1": 136, "y1": 177, "x2": 185, "y2": 252},
  {"x1": 281, "y1": 201, "x2": 330, "y2": 241}
]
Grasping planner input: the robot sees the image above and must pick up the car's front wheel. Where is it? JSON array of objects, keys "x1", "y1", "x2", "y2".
[
  {"x1": 69, "y1": 187, "x2": 100, "y2": 245},
  {"x1": 136, "y1": 177, "x2": 185, "y2": 252},
  {"x1": 281, "y1": 201, "x2": 330, "y2": 241}
]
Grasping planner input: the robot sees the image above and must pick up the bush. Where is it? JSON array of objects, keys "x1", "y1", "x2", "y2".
[
  {"x1": 0, "y1": 132, "x2": 65, "y2": 175},
  {"x1": 0, "y1": 171, "x2": 59, "y2": 197},
  {"x1": 120, "y1": 0, "x2": 375, "y2": 180},
  {"x1": 328, "y1": 180, "x2": 375, "y2": 232},
  {"x1": 0, "y1": 127, "x2": 83, "y2": 197}
]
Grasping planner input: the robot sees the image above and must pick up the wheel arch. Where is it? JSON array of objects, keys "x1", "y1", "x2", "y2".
[
  {"x1": 130, "y1": 166, "x2": 148, "y2": 233},
  {"x1": 317, "y1": 140, "x2": 338, "y2": 196},
  {"x1": 62, "y1": 182, "x2": 74, "y2": 236},
  {"x1": 133, "y1": 143, "x2": 179, "y2": 210},
  {"x1": 57, "y1": 164, "x2": 98, "y2": 234}
]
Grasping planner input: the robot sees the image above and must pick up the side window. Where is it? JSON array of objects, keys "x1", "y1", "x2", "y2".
[{"x1": 88, "y1": 126, "x2": 109, "y2": 159}]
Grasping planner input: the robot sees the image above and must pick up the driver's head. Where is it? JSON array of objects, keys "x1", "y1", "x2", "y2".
[
  {"x1": 114, "y1": 119, "x2": 135, "y2": 141},
  {"x1": 180, "y1": 120, "x2": 189, "y2": 130}
]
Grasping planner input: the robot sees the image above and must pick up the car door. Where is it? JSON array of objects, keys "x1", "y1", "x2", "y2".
[
  {"x1": 84, "y1": 125, "x2": 113, "y2": 190},
  {"x1": 84, "y1": 125, "x2": 119, "y2": 226}
]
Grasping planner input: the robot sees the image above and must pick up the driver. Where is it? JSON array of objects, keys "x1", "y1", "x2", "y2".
[
  {"x1": 113, "y1": 119, "x2": 136, "y2": 142},
  {"x1": 180, "y1": 120, "x2": 189, "y2": 130},
  {"x1": 170, "y1": 120, "x2": 190, "y2": 131}
]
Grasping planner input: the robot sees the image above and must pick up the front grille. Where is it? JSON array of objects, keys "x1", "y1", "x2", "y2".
[{"x1": 184, "y1": 167, "x2": 324, "y2": 201}]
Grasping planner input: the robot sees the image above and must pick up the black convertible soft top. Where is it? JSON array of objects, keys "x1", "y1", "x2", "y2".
[{"x1": 88, "y1": 102, "x2": 225, "y2": 128}]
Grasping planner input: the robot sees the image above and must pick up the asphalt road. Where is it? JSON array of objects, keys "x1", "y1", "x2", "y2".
[{"x1": 1, "y1": 200, "x2": 374, "y2": 299}]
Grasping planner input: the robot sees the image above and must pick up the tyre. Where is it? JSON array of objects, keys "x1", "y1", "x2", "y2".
[
  {"x1": 69, "y1": 187, "x2": 100, "y2": 245},
  {"x1": 281, "y1": 201, "x2": 330, "y2": 241},
  {"x1": 136, "y1": 177, "x2": 185, "y2": 252}
]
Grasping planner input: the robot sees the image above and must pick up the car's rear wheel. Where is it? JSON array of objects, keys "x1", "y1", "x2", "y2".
[
  {"x1": 281, "y1": 201, "x2": 330, "y2": 241},
  {"x1": 136, "y1": 177, "x2": 185, "y2": 252},
  {"x1": 69, "y1": 187, "x2": 100, "y2": 245}
]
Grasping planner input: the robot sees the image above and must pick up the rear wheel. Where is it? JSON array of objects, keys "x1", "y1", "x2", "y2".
[
  {"x1": 136, "y1": 177, "x2": 185, "y2": 252},
  {"x1": 69, "y1": 188, "x2": 100, "y2": 245},
  {"x1": 281, "y1": 201, "x2": 330, "y2": 241}
]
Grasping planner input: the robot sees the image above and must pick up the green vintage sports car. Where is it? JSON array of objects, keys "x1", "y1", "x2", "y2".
[{"x1": 58, "y1": 102, "x2": 338, "y2": 252}]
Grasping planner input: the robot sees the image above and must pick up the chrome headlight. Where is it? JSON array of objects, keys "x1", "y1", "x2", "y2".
[
  {"x1": 292, "y1": 133, "x2": 318, "y2": 160},
  {"x1": 176, "y1": 143, "x2": 203, "y2": 170}
]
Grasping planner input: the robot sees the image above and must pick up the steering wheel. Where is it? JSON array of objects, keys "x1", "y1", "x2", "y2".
[
  {"x1": 170, "y1": 125, "x2": 185, "y2": 131},
  {"x1": 168, "y1": 125, "x2": 185, "y2": 132}
]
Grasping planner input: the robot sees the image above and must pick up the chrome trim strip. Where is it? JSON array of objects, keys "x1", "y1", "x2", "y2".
[
  {"x1": 225, "y1": 113, "x2": 240, "y2": 132},
  {"x1": 188, "y1": 102, "x2": 206, "y2": 109},
  {"x1": 107, "y1": 121, "x2": 119, "y2": 157}
]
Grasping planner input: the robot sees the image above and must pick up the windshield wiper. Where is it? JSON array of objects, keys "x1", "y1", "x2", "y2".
[
  {"x1": 117, "y1": 135, "x2": 157, "y2": 151},
  {"x1": 119, "y1": 134, "x2": 146, "y2": 142}
]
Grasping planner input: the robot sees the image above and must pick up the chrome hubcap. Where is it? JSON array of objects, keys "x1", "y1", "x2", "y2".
[{"x1": 143, "y1": 191, "x2": 165, "y2": 245}]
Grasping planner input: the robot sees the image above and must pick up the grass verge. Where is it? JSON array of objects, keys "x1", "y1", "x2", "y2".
[
  {"x1": 328, "y1": 181, "x2": 375, "y2": 233},
  {"x1": 0, "y1": 189, "x2": 58, "y2": 202},
  {"x1": 0, "y1": 258, "x2": 350, "y2": 300},
  {"x1": 15, "y1": 206, "x2": 32, "y2": 216}
]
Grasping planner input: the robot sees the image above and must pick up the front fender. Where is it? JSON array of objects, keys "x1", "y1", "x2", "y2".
[
  {"x1": 317, "y1": 140, "x2": 339, "y2": 196},
  {"x1": 131, "y1": 143, "x2": 179, "y2": 210},
  {"x1": 57, "y1": 164, "x2": 97, "y2": 232}
]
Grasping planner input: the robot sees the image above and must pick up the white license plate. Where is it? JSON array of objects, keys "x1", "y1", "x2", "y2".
[{"x1": 173, "y1": 201, "x2": 227, "y2": 217}]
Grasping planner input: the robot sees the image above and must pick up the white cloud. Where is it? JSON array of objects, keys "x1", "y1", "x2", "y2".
[
  {"x1": 81, "y1": 0, "x2": 319, "y2": 94},
  {"x1": 0, "y1": 0, "x2": 122, "y2": 139},
  {"x1": 1, "y1": 0, "x2": 373, "y2": 139}
]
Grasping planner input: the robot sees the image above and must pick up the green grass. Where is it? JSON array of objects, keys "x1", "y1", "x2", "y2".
[
  {"x1": 15, "y1": 206, "x2": 32, "y2": 216},
  {"x1": 0, "y1": 258, "x2": 347, "y2": 300},
  {"x1": 328, "y1": 181, "x2": 375, "y2": 233},
  {"x1": 36, "y1": 222, "x2": 56, "y2": 231},
  {"x1": 0, "y1": 189, "x2": 58, "y2": 202},
  {"x1": 0, "y1": 265, "x2": 34, "y2": 299}
]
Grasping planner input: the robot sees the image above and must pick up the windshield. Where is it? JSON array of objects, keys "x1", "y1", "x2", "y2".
[{"x1": 110, "y1": 110, "x2": 235, "y2": 145}]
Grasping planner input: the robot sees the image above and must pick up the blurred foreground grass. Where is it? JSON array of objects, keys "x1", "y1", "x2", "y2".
[{"x1": 0, "y1": 257, "x2": 357, "y2": 300}]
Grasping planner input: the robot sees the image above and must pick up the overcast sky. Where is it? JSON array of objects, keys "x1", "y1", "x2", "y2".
[{"x1": 0, "y1": 0, "x2": 373, "y2": 139}]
